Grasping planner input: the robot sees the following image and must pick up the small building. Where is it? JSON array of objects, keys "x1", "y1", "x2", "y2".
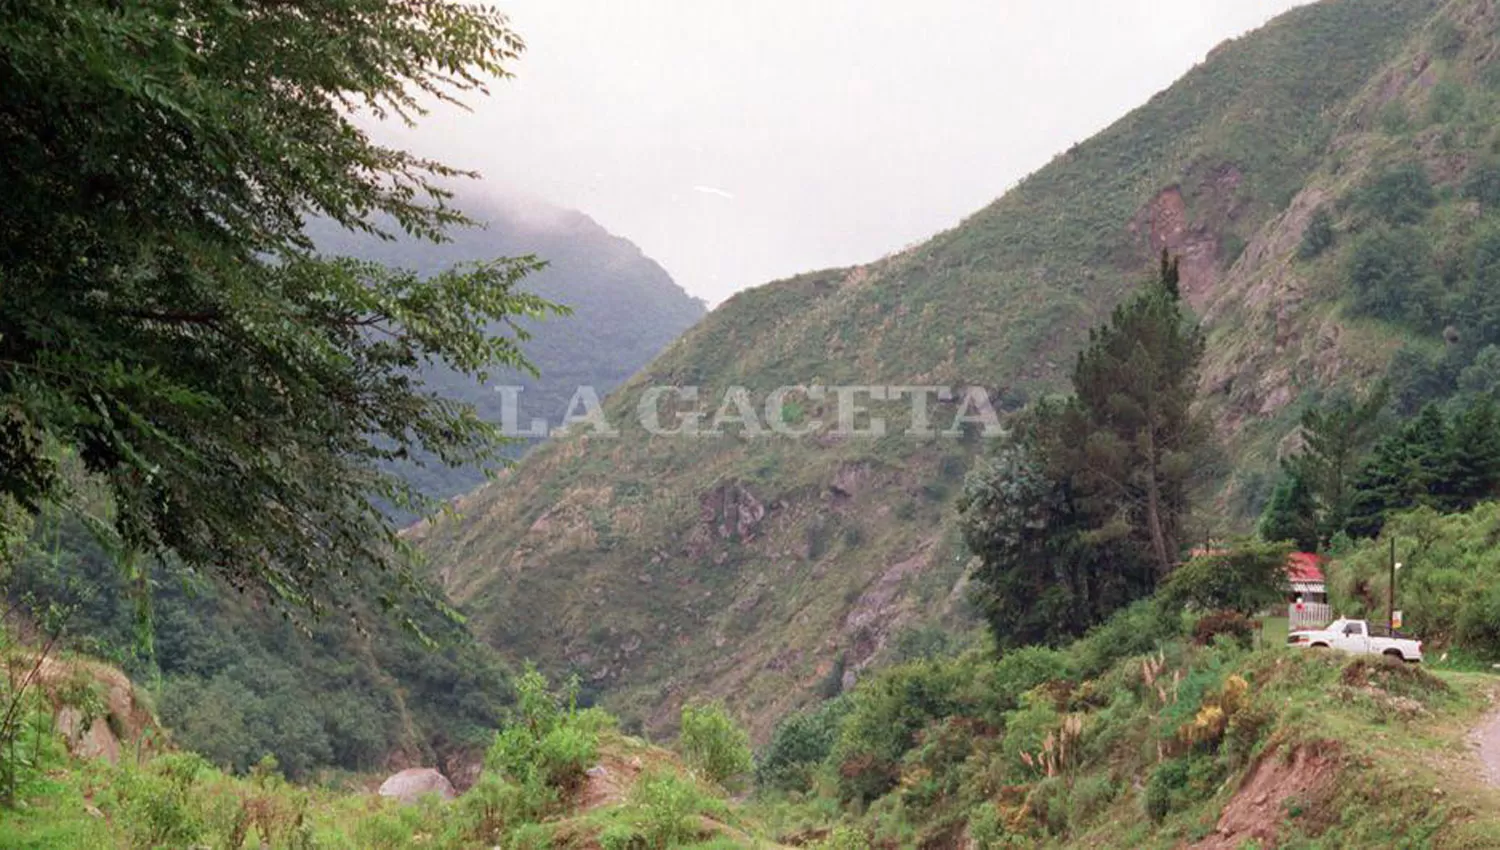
[{"x1": 1286, "y1": 552, "x2": 1331, "y2": 628}]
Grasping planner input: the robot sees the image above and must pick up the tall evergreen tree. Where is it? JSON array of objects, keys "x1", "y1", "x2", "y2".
[
  {"x1": 1286, "y1": 383, "x2": 1389, "y2": 543},
  {"x1": 961, "y1": 254, "x2": 1208, "y2": 647},
  {"x1": 1259, "y1": 469, "x2": 1320, "y2": 552},
  {"x1": 1063, "y1": 251, "x2": 1205, "y2": 578}
]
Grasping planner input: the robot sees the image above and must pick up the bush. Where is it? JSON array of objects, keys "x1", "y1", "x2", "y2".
[
  {"x1": 1357, "y1": 163, "x2": 1436, "y2": 225},
  {"x1": 535, "y1": 724, "x2": 597, "y2": 793},
  {"x1": 1068, "y1": 773, "x2": 1119, "y2": 827},
  {"x1": 1346, "y1": 225, "x2": 1438, "y2": 326},
  {"x1": 756, "y1": 697, "x2": 851, "y2": 792},
  {"x1": 1144, "y1": 757, "x2": 1189, "y2": 822},
  {"x1": 828, "y1": 659, "x2": 965, "y2": 804},
  {"x1": 1067, "y1": 599, "x2": 1183, "y2": 679},
  {"x1": 1163, "y1": 542, "x2": 1292, "y2": 616},
  {"x1": 485, "y1": 666, "x2": 599, "y2": 813},
  {"x1": 1192, "y1": 611, "x2": 1255, "y2": 648},
  {"x1": 1457, "y1": 582, "x2": 1500, "y2": 659},
  {"x1": 678, "y1": 702, "x2": 752, "y2": 789},
  {"x1": 987, "y1": 646, "x2": 1072, "y2": 712},
  {"x1": 808, "y1": 825, "x2": 873, "y2": 850},
  {"x1": 626, "y1": 772, "x2": 716, "y2": 848},
  {"x1": 1298, "y1": 208, "x2": 1336, "y2": 259},
  {"x1": 1464, "y1": 161, "x2": 1500, "y2": 209}
]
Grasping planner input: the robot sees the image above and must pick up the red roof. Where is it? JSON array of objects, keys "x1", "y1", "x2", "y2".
[{"x1": 1286, "y1": 552, "x2": 1325, "y2": 583}]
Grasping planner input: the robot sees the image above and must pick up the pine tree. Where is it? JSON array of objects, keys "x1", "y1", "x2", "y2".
[
  {"x1": 1288, "y1": 383, "x2": 1389, "y2": 543},
  {"x1": 1447, "y1": 396, "x2": 1500, "y2": 509},
  {"x1": 1259, "y1": 469, "x2": 1319, "y2": 552},
  {"x1": 1066, "y1": 251, "x2": 1205, "y2": 578},
  {"x1": 962, "y1": 255, "x2": 1208, "y2": 647}
]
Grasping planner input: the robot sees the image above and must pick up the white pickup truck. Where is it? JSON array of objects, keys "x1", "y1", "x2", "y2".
[{"x1": 1287, "y1": 618, "x2": 1423, "y2": 663}]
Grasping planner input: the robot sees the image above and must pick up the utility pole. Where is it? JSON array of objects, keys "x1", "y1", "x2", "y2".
[{"x1": 1388, "y1": 536, "x2": 1396, "y2": 635}]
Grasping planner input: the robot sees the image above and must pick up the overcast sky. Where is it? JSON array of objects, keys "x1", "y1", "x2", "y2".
[{"x1": 375, "y1": 1, "x2": 1313, "y2": 305}]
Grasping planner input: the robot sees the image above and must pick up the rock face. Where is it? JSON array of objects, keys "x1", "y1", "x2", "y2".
[
  {"x1": 24, "y1": 655, "x2": 156, "y2": 765},
  {"x1": 378, "y1": 768, "x2": 457, "y2": 804}
]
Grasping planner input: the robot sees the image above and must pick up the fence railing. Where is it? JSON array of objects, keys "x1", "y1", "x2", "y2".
[{"x1": 1288, "y1": 601, "x2": 1333, "y2": 630}]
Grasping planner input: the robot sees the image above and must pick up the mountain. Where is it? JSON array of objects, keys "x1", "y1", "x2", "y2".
[
  {"x1": 415, "y1": 0, "x2": 1500, "y2": 739},
  {"x1": 2, "y1": 192, "x2": 705, "y2": 780},
  {"x1": 310, "y1": 193, "x2": 707, "y2": 507}
]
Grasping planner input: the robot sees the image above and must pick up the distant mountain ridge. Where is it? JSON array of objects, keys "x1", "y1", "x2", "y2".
[{"x1": 311, "y1": 193, "x2": 707, "y2": 507}]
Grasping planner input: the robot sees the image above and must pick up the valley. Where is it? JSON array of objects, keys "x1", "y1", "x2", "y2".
[{"x1": 11, "y1": 0, "x2": 1500, "y2": 847}]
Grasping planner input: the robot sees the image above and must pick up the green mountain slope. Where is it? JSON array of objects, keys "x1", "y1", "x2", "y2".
[
  {"x1": 311, "y1": 193, "x2": 706, "y2": 507},
  {"x1": 418, "y1": 0, "x2": 1500, "y2": 738}
]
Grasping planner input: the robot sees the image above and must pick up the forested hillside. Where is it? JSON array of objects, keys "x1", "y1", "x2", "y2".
[
  {"x1": 414, "y1": 0, "x2": 1500, "y2": 738},
  {"x1": 1, "y1": 192, "x2": 705, "y2": 777}
]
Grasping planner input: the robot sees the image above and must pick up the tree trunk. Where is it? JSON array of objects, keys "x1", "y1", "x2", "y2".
[{"x1": 1142, "y1": 415, "x2": 1173, "y2": 580}]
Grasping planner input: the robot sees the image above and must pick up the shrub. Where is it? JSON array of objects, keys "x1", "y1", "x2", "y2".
[
  {"x1": 627, "y1": 772, "x2": 715, "y2": 848},
  {"x1": 1357, "y1": 163, "x2": 1436, "y2": 225},
  {"x1": 1144, "y1": 757, "x2": 1189, "y2": 822},
  {"x1": 1346, "y1": 225, "x2": 1438, "y2": 326},
  {"x1": 828, "y1": 659, "x2": 965, "y2": 804},
  {"x1": 535, "y1": 724, "x2": 597, "y2": 793},
  {"x1": 809, "y1": 825, "x2": 874, "y2": 849},
  {"x1": 1455, "y1": 583, "x2": 1500, "y2": 659},
  {"x1": 756, "y1": 696, "x2": 851, "y2": 792},
  {"x1": 1068, "y1": 773, "x2": 1119, "y2": 827},
  {"x1": 485, "y1": 665, "x2": 599, "y2": 812},
  {"x1": 987, "y1": 645, "x2": 1072, "y2": 712},
  {"x1": 1464, "y1": 162, "x2": 1500, "y2": 209},
  {"x1": 1143, "y1": 753, "x2": 1227, "y2": 824},
  {"x1": 1298, "y1": 208, "x2": 1336, "y2": 259},
  {"x1": 1192, "y1": 611, "x2": 1255, "y2": 648},
  {"x1": 1163, "y1": 542, "x2": 1292, "y2": 616},
  {"x1": 678, "y1": 701, "x2": 753, "y2": 788},
  {"x1": 1068, "y1": 599, "x2": 1183, "y2": 679}
]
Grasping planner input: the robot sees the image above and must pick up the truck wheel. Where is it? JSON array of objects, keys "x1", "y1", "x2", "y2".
[
  {"x1": 1310, "y1": 643, "x2": 1328, "y2": 649},
  {"x1": 1382, "y1": 649, "x2": 1404, "y2": 663}
]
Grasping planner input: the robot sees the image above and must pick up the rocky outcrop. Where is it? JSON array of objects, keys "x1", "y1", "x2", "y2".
[
  {"x1": 686, "y1": 480, "x2": 767, "y2": 557},
  {"x1": 17, "y1": 655, "x2": 157, "y2": 765},
  {"x1": 377, "y1": 767, "x2": 457, "y2": 804}
]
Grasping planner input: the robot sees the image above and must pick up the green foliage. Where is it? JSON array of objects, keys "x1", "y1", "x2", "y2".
[
  {"x1": 678, "y1": 702, "x2": 753, "y2": 789},
  {"x1": 962, "y1": 256, "x2": 1208, "y2": 649},
  {"x1": 828, "y1": 659, "x2": 967, "y2": 804},
  {"x1": 5, "y1": 511, "x2": 514, "y2": 779},
  {"x1": 1273, "y1": 384, "x2": 1389, "y2": 544},
  {"x1": 487, "y1": 667, "x2": 600, "y2": 802},
  {"x1": 1355, "y1": 163, "x2": 1438, "y2": 225},
  {"x1": 1259, "y1": 469, "x2": 1320, "y2": 551},
  {"x1": 1328, "y1": 503, "x2": 1500, "y2": 653},
  {"x1": 1457, "y1": 582, "x2": 1500, "y2": 659},
  {"x1": 1298, "y1": 207, "x2": 1337, "y2": 259},
  {"x1": 1160, "y1": 542, "x2": 1293, "y2": 615},
  {"x1": 1431, "y1": 17, "x2": 1465, "y2": 57},
  {"x1": 1464, "y1": 161, "x2": 1500, "y2": 209},
  {"x1": 623, "y1": 772, "x2": 718, "y2": 849},
  {"x1": 1346, "y1": 225, "x2": 1438, "y2": 326},
  {"x1": 756, "y1": 697, "x2": 852, "y2": 792},
  {"x1": 1429, "y1": 77, "x2": 1468, "y2": 124},
  {"x1": 0, "y1": 0, "x2": 560, "y2": 614},
  {"x1": 1344, "y1": 398, "x2": 1500, "y2": 538}
]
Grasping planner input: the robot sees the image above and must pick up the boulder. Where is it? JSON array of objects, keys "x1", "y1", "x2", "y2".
[{"x1": 377, "y1": 768, "x2": 457, "y2": 804}]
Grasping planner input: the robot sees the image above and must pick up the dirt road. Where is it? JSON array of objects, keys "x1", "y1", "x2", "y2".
[{"x1": 1471, "y1": 699, "x2": 1500, "y2": 786}]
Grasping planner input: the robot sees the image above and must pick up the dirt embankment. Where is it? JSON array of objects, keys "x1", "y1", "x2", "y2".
[{"x1": 1191, "y1": 744, "x2": 1339, "y2": 850}]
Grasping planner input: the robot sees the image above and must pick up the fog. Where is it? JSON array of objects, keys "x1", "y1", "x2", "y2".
[{"x1": 374, "y1": 1, "x2": 1313, "y2": 305}]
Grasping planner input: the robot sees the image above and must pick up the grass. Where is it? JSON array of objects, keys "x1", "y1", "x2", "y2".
[{"x1": 1258, "y1": 615, "x2": 1291, "y2": 650}]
